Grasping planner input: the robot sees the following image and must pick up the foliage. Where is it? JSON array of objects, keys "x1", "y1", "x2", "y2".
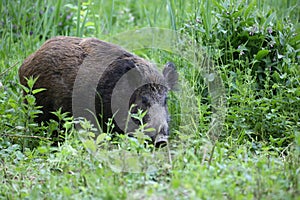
[
  {"x1": 0, "y1": 0, "x2": 74, "y2": 41},
  {"x1": 0, "y1": 0, "x2": 299, "y2": 199},
  {"x1": 182, "y1": 0, "x2": 300, "y2": 145}
]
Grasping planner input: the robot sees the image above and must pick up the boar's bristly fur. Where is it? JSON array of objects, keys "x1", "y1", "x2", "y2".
[{"x1": 19, "y1": 36, "x2": 177, "y2": 147}]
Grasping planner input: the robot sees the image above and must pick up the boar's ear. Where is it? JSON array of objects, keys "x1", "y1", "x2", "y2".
[{"x1": 163, "y1": 62, "x2": 178, "y2": 90}]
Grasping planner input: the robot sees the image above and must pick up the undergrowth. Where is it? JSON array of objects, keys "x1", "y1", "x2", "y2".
[{"x1": 0, "y1": 0, "x2": 299, "y2": 199}]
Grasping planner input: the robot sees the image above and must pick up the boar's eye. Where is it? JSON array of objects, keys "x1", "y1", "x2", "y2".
[{"x1": 142, "y1": 96, "x2": 150, "y2": 106}]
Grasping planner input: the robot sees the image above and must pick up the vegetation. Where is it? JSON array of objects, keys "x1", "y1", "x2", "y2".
[{"x1": 0, "y1": 0, "x2": 299, "y2": 199}]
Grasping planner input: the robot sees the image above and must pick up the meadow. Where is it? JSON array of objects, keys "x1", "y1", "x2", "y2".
[{"x1": 0, "y1": 0, "x2": 299, "y2": 199}]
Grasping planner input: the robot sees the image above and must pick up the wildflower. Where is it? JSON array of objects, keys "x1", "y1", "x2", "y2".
[
  {"x1": 196, "y1": 18, "x2": 202, "y2": 24},
  {"x1": 267, "y1": 27, "x2": 273, "y2": 34}
]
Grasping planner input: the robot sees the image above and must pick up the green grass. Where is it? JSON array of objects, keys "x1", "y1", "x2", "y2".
[{"x1": 1, "y1": 0, "x2": 299, "y2": 199}]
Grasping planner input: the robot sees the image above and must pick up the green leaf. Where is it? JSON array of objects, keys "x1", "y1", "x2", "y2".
[
  {"x1": 244, "y1": 0, "x2": 255, "y2": 18},
  {"x1": 25, "y1": 94, "x2": 36, "y2": 105},
  {"x1": 20, "y1": 84, "x2": 30, "y2": 94},
  {"x1": 255, "y1": 50, "x2": 269, "y2": 60},
  {"x1": 82, "y1": 139, "x2": 97, "y2": 154},
  {"x1": 144, "y1": 127, "x2": 156, "y2": 132},
  {"x1": 96, "y1": 133, "x2": 107, "y2": 144},
  {"x1": 88, "y1": 131, "x2": 95, "y2": 138},
  {"x1": 32, "y1": 88, "x2": 46, "y2": 94},
  {"x1": 26, "y1": 77, "x2": 39, "y2": 90}
]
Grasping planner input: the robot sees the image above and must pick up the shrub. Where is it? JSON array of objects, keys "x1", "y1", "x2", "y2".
[{"x1": 181, "y1": 0, "x2": 300, "y2": 146}]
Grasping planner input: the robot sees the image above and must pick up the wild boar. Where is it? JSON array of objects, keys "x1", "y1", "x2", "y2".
[{"x1": 19, "y1": 36, "x2": 178, "y2": 147}]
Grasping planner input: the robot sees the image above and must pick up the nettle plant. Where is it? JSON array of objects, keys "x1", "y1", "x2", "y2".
[
  {"x1": 80, "y1": 104, "x2": 163, "y2": 153},
  {"x1": 182, "y1": 0, "x2": 299, "y2": 146},
  {"x1": 1, "y1": 77, "x2": 47, "y2": 149},
  {"x1": 0, "y1": 77, "x2": 77, "y2": 150},
  {"x1": 79, "y1": 105, "x2": 170, "y2": 174},
  {"x1": 184, "y1": 0, "x2": 298, "y2": 88}
]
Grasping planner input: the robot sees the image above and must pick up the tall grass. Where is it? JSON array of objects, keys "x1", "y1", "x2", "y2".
[{"x1": 0, "y1": 0, "x2": 299, "y2": 199}]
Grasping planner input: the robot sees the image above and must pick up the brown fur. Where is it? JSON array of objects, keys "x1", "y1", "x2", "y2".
[{"x1": 19, "y1": 36, "x2": 177, "y2": 145}]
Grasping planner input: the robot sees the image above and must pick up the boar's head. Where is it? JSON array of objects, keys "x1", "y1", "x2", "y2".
[{"x1": 129, "y1": 62, "x2": 178, "y2": 147}]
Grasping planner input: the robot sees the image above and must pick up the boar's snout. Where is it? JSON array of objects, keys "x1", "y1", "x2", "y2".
[
  {"x1": 155, "y1": 132, "x2": 168, "y2": 148},
  {"x1": 146, "y1": 103, "x2": 170, "y2": 148},
  {"x1": 154, "y1": 123, "x2": 169, "y2": 148}
]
